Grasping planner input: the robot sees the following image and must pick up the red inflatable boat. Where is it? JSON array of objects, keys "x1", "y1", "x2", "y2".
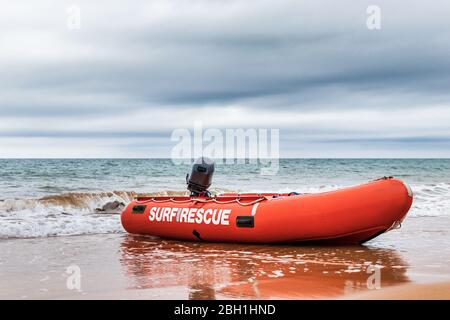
[{"x1": 121, "y1": 177, "x2": 413, "y2": 244}]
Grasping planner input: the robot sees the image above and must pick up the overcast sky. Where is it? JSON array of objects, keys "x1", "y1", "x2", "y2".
[{"x1": 1, "y1": 0, "x2": 450, "y2": 158}]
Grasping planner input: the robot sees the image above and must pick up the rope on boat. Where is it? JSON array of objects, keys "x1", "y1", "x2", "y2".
[{"x1": 137, "y1": 196, "x2": 268, "y2": 206}]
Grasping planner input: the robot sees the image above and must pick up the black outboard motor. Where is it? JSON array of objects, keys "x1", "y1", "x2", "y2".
[{"x1": 186, "y1": 157, "x2": 215, "y2": 197}]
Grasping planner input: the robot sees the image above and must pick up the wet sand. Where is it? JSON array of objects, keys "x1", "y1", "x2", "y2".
[{"x1": 0, "y1": 216, "x2": 449, "y2": 299}]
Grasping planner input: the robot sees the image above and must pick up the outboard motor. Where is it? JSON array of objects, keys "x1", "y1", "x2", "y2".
[{"x1": 186, "y1": 157, "x2": 215, "y2": 197}]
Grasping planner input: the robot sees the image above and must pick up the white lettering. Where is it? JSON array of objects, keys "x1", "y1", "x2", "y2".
[
  {"x1": 196, "y1": 208, "x2": 204, "y2": 223},
  {"x1": 155, "y1": 208, "x2": 163, "y2": 221},
  {"x1": 162, "y1": 207, "x2": 171, "y2": 221},
  {"x1": 170, "y1": 208, "x2": 178, "y2": 221},
  {"x1": 212, "y1": 209, "x2": 221, "y2": 225},
  {"x1": 147, "y1": 207, "x2": 232, "y2": 225},
  {"x1": 221, "y1": 209, "x2": 231, "y2": 225},
  {"x1": 149, "y1": 207, "x2": 157, "y2": 221},
  {"x1": 187, "y1": 209, "x2": 195, "y2": 224},
  {"x1": 203, "y1": 209, "x2": 213, "y2": 224},
  {"x1": 180, "y1": 208, "x2": 189, "y2": 223}
]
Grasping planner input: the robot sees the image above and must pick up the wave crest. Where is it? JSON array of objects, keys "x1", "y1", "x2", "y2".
[{"x1": 0, "y1": 190, "x2": 191, "y2": 213}]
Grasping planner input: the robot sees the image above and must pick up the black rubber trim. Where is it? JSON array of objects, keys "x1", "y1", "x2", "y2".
[
  {"x1": 193, "y1": 230, "x2": 203, "y2": 241},
  {"x1": 236, "y1": 216, "x2": 254, "y2": 228},
  {"x1": 132, "y1": 205, "x2": 146, "y2": 214}
]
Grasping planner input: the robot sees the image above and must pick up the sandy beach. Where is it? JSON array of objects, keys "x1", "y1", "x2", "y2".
[
  {"x1": 1, "y1": 214, "x2": 449, "y2": 300},
  {"x1": 1, "y1": 160, "x2": 450, "y2": 300}
]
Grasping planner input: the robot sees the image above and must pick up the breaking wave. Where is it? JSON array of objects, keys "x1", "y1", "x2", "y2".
[
  {"x1": 0, "y1": 190, "x2": 188, "y2": 213},
  {"x1": 408, "y1": 183, "x2": 450, "y2": 218},
  {"x1": 0, "y1": 190, "x2": 189, "y2": 239}
]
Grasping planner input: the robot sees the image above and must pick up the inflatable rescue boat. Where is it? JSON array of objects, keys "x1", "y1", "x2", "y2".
[{"x1": 121, "y1": 176, "x2": 413, "y2": 244}]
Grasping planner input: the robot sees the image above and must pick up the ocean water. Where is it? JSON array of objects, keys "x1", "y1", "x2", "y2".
[{"x1": 0, "y1": 158, "x2": 449, "y2": 239}]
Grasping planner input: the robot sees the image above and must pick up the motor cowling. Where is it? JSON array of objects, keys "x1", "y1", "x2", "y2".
[{"x1": 186, "y1": 157, "x2": 214, "y2": 196}]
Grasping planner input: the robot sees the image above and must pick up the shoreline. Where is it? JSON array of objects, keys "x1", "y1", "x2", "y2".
[{"x1": 1, "y1": 215, "x2": 450, "y2": 300}]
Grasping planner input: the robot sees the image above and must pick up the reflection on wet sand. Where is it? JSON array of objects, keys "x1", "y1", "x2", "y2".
[{"x1": 120, "y1": 236, "x2": 410, "y2": 299}]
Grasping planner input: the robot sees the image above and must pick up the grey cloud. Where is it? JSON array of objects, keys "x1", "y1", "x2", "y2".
[
  {"x1": 1, "y1": 0, "x2": 450, "y2": 156},
  {"x1": 0, "y1": 130, "x2": 172, "y2": 138}
]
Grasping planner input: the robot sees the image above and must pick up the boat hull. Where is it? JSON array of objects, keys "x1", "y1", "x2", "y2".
[{"x1": 121, "y1": 178, "x2": 413, "y2": 244}]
